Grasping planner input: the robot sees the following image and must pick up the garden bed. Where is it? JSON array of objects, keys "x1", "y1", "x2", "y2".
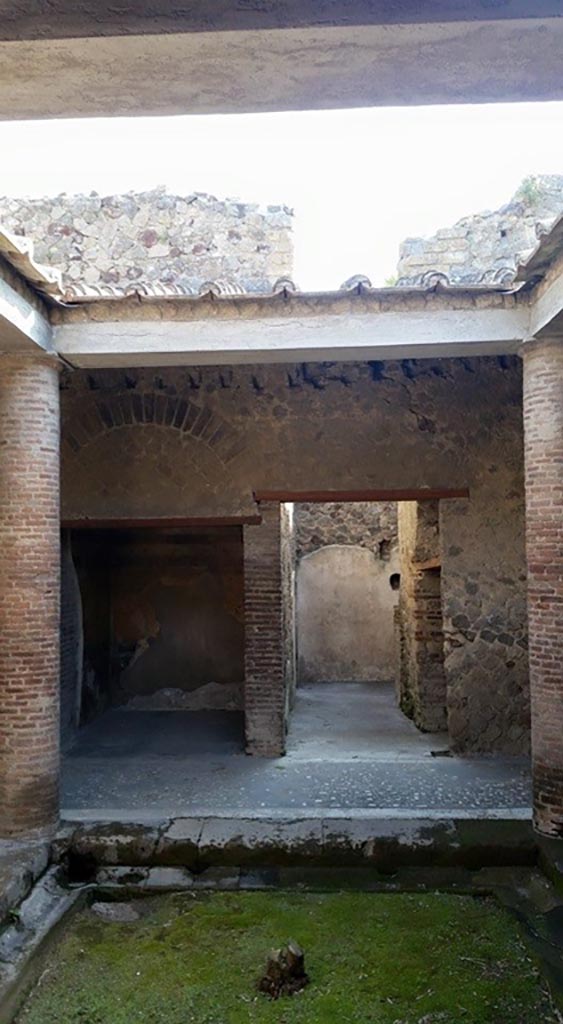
[{"x1": 16, "y1": 890, "x2": 559, "y2": 1024}]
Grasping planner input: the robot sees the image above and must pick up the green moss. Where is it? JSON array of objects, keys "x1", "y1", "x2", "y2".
[
  {"x1": 17, "y1": 892, "x2": 556, "y2": 1024},
  {"x1": 516, "y1": 175, "x2": 542, "y2": 207}
]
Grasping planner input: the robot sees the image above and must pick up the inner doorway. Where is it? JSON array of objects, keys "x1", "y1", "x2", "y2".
[
  {"x1": 295, "y1": 500, "x2": 400, "y2": 684},
  {"x1": 279, "y1": 491, "x2": 452, "y2": 755}
]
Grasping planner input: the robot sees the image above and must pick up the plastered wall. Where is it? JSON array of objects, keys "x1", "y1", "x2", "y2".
[{"x1": 297, "y1": 545, "x2": 400, "y2": 682}]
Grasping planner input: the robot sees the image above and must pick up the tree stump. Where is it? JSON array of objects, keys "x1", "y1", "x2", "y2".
[{"x1": 258, "y1": 940, "x2": 309, "y2": 999}]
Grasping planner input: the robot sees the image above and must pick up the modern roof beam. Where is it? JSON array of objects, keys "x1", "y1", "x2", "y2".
[
  {"x1": 53, "y1": 297, "x2": 530, "y2": 368},
  {"x1": 518, "y1": 218, "x2": 563, "y2": 340},
  {"x1": 0, "y1": 263, "x2": 53, "y2": 356},
  {"x1": 1, "y1": 6, "x2": 563, "y2": 119},
  {"x1": 2, "y1": 2, "x2": 562, "y2": 40},
  {"x1": 528, "y1": 258, "x2": 563, "y2": 340}
]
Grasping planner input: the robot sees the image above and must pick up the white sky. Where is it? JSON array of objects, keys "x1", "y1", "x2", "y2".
[{"x1": 1, "y1": 101, "x2": 563, "y2": 289}]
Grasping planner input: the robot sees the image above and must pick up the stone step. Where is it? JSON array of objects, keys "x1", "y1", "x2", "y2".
[{"x1": 54, "y1": 814, "x2": 537, "y2": 877}]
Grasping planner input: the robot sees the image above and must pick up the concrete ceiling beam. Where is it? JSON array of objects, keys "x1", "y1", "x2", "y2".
[
  {"x1": 53, "y1": 302, "x2": 530, "y2": 368},
  {"x1": 0, "y1": 271, "x2": 53, "y2": 355},
  {"x1": 2, "y1": 2, "x2": 561, "y2": 40},
  {"x1": 1, "y1": 13, "x2": 563, "y2": 119},
  {"x1": 528, "y1": 255, "x2": 563, "y2": 340}
]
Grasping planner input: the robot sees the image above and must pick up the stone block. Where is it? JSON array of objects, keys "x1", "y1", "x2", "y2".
[
  {"x1": 198, "y1": 818, "x2": 324, "y2": 866},
  {"x1": 154, "y1": 818, "x2": 204, "y2": 867}
]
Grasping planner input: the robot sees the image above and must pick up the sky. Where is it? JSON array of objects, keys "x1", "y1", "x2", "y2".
[{"x1": 1, "y1": 101, "x2": 563, "y2": 290}]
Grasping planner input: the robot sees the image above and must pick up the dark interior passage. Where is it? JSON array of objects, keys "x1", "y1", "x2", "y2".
[{"x1": 61, "y1": 525, "x2": 245, "y2": 744}]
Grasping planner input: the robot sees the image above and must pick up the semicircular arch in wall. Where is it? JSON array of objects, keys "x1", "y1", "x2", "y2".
[
  {"x1": 61, "y1": 390, "x2": 250, "y2": 520},
  {"x1": 63, "y1": 390, "x2": 246, "y2": 467}
]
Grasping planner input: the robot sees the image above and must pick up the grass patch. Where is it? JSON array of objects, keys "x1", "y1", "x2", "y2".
[{"x1": 17, "y1": 891, "x2": 557, "y2": 1024}]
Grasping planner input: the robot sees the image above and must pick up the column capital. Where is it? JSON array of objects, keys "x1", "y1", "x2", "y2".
[
  {"x1": 0, "y1": 350, "x2": 62, "y2": 372},
  {"x1": 519, "y1": 334, "x2": 563, "y2": 358}
]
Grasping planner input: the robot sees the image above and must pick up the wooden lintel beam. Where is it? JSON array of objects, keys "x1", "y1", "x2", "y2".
[
  {"x1": 413, "y1": 556, "x2": 442, "y2": 571},
  {"x1": 62, "y1": 515, "x2": 261, "y2": 529},
  {"x1": 253, "y1": 489, "x2": 469, "y2": 504}
]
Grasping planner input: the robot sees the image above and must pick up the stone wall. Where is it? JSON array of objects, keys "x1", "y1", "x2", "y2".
[
  {"x1": 397, "y1": 175, "x2": 563, "y2": 286},
  {"x1": 295, "y1": 501, "x2": 397, "y2": 559},
  {"x1": 0, "y1": 188, "x2": 293, "y2": 293},
  {"x1": 59, "y1": 355, "x2": 529, "y2": 755},
  {"x1": 111, "y1": 528, "x2": 244, "y2": 707}
]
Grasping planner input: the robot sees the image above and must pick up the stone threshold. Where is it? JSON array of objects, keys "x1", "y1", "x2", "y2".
[
  {"x1": 61, "y1": 805, "x2": 533, "y2": 823},
  {"x1": 54, "y1": 814, "x2": 537, "y2": 877}
]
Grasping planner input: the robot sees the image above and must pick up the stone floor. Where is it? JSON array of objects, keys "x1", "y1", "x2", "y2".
[
  {"x1": 286, "y1": 681, "x2": 450, "y2": 760},
  {"x1": 61, "y1": 682, "x2": 532, "y2": 821}
]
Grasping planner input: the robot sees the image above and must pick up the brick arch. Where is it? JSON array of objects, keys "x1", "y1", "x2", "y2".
[{"x1": 63, "y1": 391, "x2": 246, "y2": 467}]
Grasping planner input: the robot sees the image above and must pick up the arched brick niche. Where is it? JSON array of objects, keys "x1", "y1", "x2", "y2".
[
  {"x1": 63, "y1": 391, "x2": 245, "y2": 465},
  {"x1": 61, "y1": 390, "x2": 249, "y2": 520}
]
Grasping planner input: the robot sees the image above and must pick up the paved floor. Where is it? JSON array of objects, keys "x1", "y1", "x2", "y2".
[
  {"x1": 287, "y1": 682, "x2": 449, "y2": 760},
  {"x1": 62, "y1": 682, "x2": 532, "y2": 820}
]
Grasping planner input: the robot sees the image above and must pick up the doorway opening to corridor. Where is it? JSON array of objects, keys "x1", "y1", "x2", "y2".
[{"x1": 287, "y1": 494, "x2": 449, "y2": 758}]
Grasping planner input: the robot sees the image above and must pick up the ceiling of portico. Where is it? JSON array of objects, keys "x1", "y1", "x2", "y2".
[{"x1": 1, "y1": 7, "x2": 563, "y2": 119}]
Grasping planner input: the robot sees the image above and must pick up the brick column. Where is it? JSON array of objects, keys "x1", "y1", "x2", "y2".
[
  {"x1": 0, "y1": 354, "x2": 61, "y2": 837},
  {"x1": 523, "y1": 337, "x2": 563, "y2": 836},
  {"x1": 243, "y1": 502, "x2": 286, "y2": 756}
]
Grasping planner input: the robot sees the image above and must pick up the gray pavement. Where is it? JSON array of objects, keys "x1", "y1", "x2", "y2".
[{"x1": 62, "y1": 682, "x2": 532, "y2": 820}]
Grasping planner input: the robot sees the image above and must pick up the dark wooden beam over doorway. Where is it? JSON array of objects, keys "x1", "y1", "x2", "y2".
[
  {"x1": 253, "y1": 488, "x2": 469, "y2": 504},
  {"x1": 62, "y1": 515, "x2": 262, "y2": 529}
]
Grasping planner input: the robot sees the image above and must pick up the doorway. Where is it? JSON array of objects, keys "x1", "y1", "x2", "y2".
[
  {"x1": 295, "y1": 501, "x2": 400, "y2": 683},
  {"x1": 60, "y1": 524, "x2": 245, "y2": 753},
  {"x1": 281, "y1": 492, "x2": 451, "y2": 754}
]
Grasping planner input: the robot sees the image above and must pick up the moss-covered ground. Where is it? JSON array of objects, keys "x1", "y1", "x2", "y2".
[{"x1": 17, "y1": 891, "x2": 558, "y2": 1024}]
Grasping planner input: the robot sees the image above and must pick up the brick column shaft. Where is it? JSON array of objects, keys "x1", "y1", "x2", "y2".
[
  {"x1": 523, "y1": 338, "x2": 563, "y2": 836},
  {"x1": 0, "y1": 354, "x2": 60, "y2": 837},
  {"x1": 243, "y1": 503, "x2": 286, "y2": 756}
]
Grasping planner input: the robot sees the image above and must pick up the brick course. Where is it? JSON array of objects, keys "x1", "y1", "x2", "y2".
[
  {"x1": 63, "y1": 388, "x2": 245, "y2": 467},
  {"x1": 0, "y1": 354, "x2": 60, "y2": 837},
  {"x1": 243, "y1": 503, "x2": 287, "y2": 756},
  {"x1": 523, "y1": 337, "x2": 563, "y2": 836},
  {"x1": 397, "y1": 501, "x2": 447, "y2": 733}
]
